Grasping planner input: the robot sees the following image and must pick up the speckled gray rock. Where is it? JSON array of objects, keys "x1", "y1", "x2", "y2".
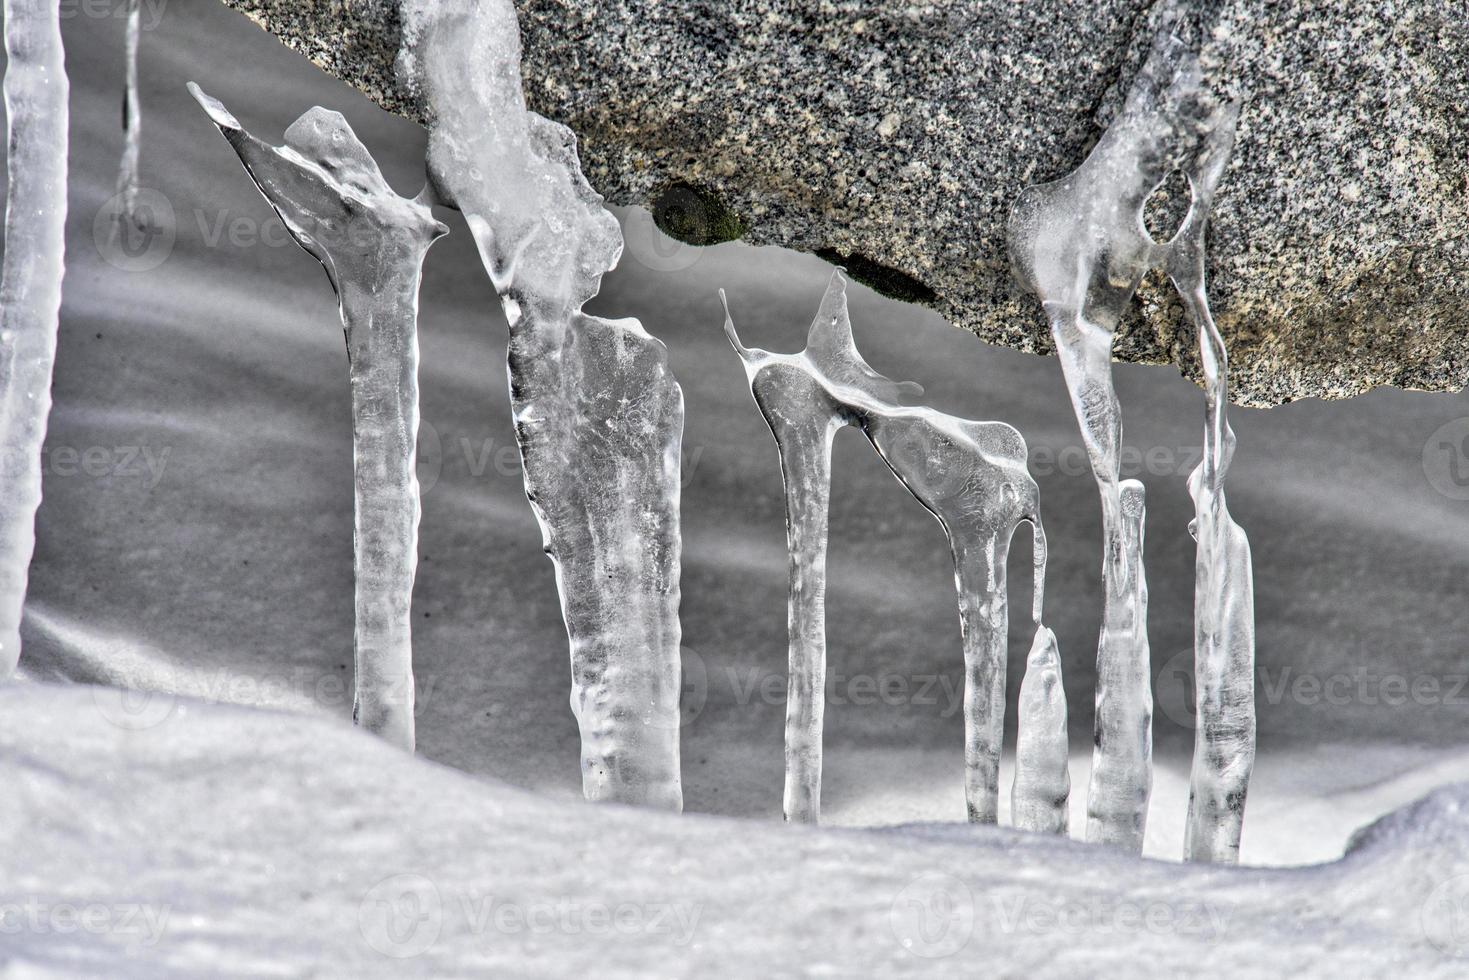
[{"x1": 216, "y1": 0, "x2": 1468, "y2": 407}]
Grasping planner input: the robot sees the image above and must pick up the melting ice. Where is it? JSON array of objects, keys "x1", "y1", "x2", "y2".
[
  {"x1": 191, "y1": 84, "x2": 448, "y2": 752},
  {"x1": 724, "y1": 271, "x2": 1067, "y2": 827},
  {"x1": 397, "y1": 0, "x2": 685, "y2": 809},
  {"x1": 1009, "y1": 7, "x2": 1254, "y2": 860}
]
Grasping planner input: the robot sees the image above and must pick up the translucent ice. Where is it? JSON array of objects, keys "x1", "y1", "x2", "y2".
[
  {"x1": 117, "y1": 0, "x2": 142, "y2": 221},
  {"x1": 398, "y1": 0, "x2": 684, "y2": 809},
  {"x1": 724, "y1": 271, "x2": 1061, "y2": 825},
  {"x1": 1008, "y1": 8, "x2": 1252, "y2": 859},
  {"x1": 1170, "y1": 106, "x2": 1255, "y2": 865},
  {"x1": 190, "y1": 84, "x2": 448, "y2": 752},
  {"x1": 0, "y1": 0, "x2": 69, "y2": 677},
  {"x1": 1012, "y1": 626, "x2": 1070, "y2": 835}
]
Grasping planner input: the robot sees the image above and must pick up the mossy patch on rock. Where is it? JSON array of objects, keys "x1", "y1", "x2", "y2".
[{"x1": 650, "y1": 183, "x2": 747, "y2": 247}]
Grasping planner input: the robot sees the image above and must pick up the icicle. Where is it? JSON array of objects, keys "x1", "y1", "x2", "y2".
[
  {"x1": 1084, "y1": 480, "x2": 1152, "y2": 848},
  {"x1": 190, "y1": 84, "x2": 448, "y2": 752},
  {"x1": 1012, "y1": 625, "x2": 1070, "y2": 835},
  {"x1": 724, "y1": 272, "x2": 1063, "y2": 826},
  {"x1": 1171, "y1": 104, "x2": 1255, "y2": 865},
  {"x1": 0, "y1": 0, "x2": 69, "y2": 678},
  {"x1": 397, "y1": 1, "x2": 685, "y2": 809},
  {"x1": 117, "y1": 0, "x2": 142, "y2": 222},
  {"x1": 1008, "y1": 9, "x2": 1233, "y2": 852}
]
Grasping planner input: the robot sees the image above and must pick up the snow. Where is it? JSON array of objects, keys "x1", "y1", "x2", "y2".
[{"x1": 2, "y1": 683, "x2": 1467, "y2": 976}]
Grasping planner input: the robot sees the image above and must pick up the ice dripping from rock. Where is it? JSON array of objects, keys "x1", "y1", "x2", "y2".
[
  {"x1": 397, "y1": 0, "x2": 685, "y2": 809},
  {"x1": 190, "y1": 83, "x2": 447, "y2": 752},
  {"x1": 724, "y1": 271, "x2": 1064, "y2": 826},
  {"x1": 0, "y1": 0, "x2": 69, "y2": 677},
  {"x1": 1008, "y1": 6, "x2": 1253, "y2": 859},
  {"x1": 1169, "y1": 103, "x2": 1256, "y2": 865}
]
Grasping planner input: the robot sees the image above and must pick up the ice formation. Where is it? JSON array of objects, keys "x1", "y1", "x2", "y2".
[
  {"x1": 190, "y1": 84, "x2": 448, "y2": 752},
  {"x1": 1012, "y1": 626, "x2": 1070, "y2": 834},
  {"x1": 724, "y1": 272, "x2": 1064, "y2": 826},
  {"x1": 397, "y1": 0, "x2": 685, "y2": 809},
  {"x1": 0, "y1": 0, "x2": 69, "y2": 678},
  {"x1": 1170, "y1": 107, "x2": 1256, "y2": 865},
  {"x1": 117, "y1": 0, "x2": 142, "y2": 221},
  {"x1": 1008, "y1": 11, "x2": 1253, "y2": 859}
]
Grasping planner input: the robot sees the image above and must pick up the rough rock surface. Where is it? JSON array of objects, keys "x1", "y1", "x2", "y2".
[{"x1": 216, "y1": 0, "x2": 1469, "y2": 407}]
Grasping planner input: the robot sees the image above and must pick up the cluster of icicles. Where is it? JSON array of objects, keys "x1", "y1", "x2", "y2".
[{"x1": 0, "y1": 0, "x2": 1254, "y2": 861}]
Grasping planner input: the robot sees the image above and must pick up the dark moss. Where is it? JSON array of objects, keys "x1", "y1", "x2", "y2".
[
  {"x1": 816, "y1": 249, "x2": 938, "y2": 305},
  {"x1": 650, "y1": 182, "x2": 747, "y2": 247}
]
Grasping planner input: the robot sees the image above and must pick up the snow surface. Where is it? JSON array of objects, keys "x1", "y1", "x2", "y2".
[{"x1": 2, "y1": 683, "x2": 1467, "y2": 976}]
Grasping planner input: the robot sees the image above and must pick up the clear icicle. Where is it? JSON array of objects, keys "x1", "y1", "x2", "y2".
[
  {"x1": 117, "y1": 0, "x2": 142, "y2": 222},
  {"x1": 397, "y1": 1, "x2": 685, "y2": 809},
  {"x1": 190, "y1": 84, "x2": 448, "y2": 752},
  {"x1": 0, "y1": 0, "x2": 69, "y2": 678},
  {"x1": 724, "y1": 272, "x2": 1062, "y2": 826},
  {"x1": 1171, "y1": 105, "x2": 1256, "y2": 865},
  {"x1": 1012, "y1": 626, "x2": 1070, "y2": 835},
  {"x1": 1008, "y1": 12, "x2": 1232, "y2": 852},
  {"x1": 1084, "y1": 480, "x2": 1151, "y2": 847}
]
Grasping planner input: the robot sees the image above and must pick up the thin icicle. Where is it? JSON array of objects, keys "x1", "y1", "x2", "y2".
[
  {"x1": 1008, "y1": 10, "x2": 1232, "y2": 852},
  {"x1": 398, "y1": 0, "x2": 685, "y2": 809},
  {"x1": 1171, "y1": 105, "x2": 1255, "y2": 865},
  {"x1": 0, "y1": 0, "x2": 69, "y2": 678},
  {"x1": 117, "y1": 0, "x2": 142, "y2": 222},
  {"x1": 1012, "y1": 625, "x2": 1070, "y2": 835},
  {"x1": 725, "y1": 272, "x2": 1061, "y2": 825},
  {"x1": 721, "y1": 273, "x2": 919, "y2": 822},
  {"x1": 1084, "y1": 480, "x2": 1151, "y2": 848},
  {"x1": 190, "y1": 84, "x2": 448, "y2": 752}
]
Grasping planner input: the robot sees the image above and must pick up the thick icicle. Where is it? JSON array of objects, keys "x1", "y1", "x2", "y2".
[
  {"x1": 190, "y1": 84, "x2": 447, "y2": 752},
  {"x1": 724, "y1": 272, "x2": 1063, "y2": 825},
  {"x1": 397, "y1": 1, "x2": 684, "y2": 809},
  {"x1": 1008, "y1": 14, "x2": 1227, "y2": 852},
  {"x1": 117, "y1": 0, "x2": 142, "y2": 221},
  {"x1": 0, "y1": 0, "x2": 69, "y2": 678},
  {"x1": 1011, "y1": 626, "x2": 1070, "y2": 834},
  {"x1": 1172, "y1": 106, "x2": 1255, "y2": 865}
]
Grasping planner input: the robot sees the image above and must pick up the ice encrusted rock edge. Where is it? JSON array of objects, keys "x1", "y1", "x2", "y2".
[{"x1": 216, "y1": 0, "x2": 1469, "y2": 408}]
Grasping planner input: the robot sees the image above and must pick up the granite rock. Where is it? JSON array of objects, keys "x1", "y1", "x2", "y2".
[{"x1": 216, "y1": 0, "x2": 1469, "y2": 407}]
